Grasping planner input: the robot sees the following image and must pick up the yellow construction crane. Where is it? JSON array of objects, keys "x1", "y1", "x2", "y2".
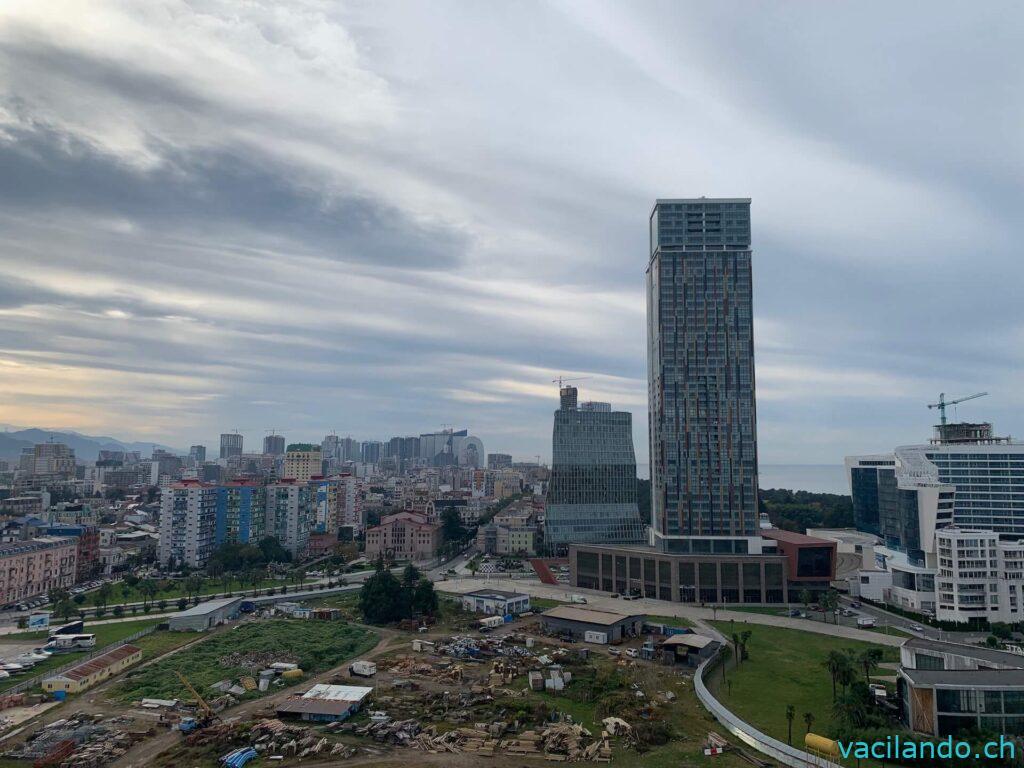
[
  {"x1": 176, "y1": 671, "x2": 220, "y2": 732},
  {"x1": 928, "y1": 392, "x2": 988, "y2": 425}
]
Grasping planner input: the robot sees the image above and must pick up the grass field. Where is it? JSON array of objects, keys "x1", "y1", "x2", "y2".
[
  {"x1": 706, "y1": 621, "x2": 899, "y2": 744},
  {"x1": 0, "y1": 619, "x2": 198, "y2": 692},
  {"x1": 80, "y1": 576, "x2": 321, "y2": 606},
  {"x1": 109, "y1": 619, "x2": 378, "y2": 702}
]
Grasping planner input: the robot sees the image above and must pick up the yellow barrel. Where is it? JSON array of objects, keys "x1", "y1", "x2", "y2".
[
  {"x1": 281, "y1": 669, "x2": 304, "y2": 680},
  {"x1": 805, "y1": 733, "x2": 839, "y2": 756}
]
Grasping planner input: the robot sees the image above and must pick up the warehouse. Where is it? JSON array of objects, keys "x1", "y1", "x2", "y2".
[
  {"x1": 460, "y1": 589, "x2": 531, "y2": 616},
  {"x1": 658, "y1": 633, "x2": 720, "y2": 666},
  {"x1": 540, "y1": 605, "x2": 644, "y2": 644},
  {"x1": 276, "y1": 683, "x2": 373, "y2": 723},
  {"x1": 167, "y1": 596, "x2": 243, "y2": 631},
  {"x1": 42, "y1": 644, "x2": 142, "y2": 695}
]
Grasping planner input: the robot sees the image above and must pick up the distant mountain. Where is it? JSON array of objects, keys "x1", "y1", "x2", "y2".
[{"x1": 0, "y1": 428, "x2": 180, "y2": 463}]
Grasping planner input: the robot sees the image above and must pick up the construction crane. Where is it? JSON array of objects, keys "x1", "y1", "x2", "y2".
[
  {"x1": 176, "y1": 671, "x2": 220, "y2": 733},
  {"x1": 928, "y1": 392, "x2": 988, "y2": 425},
  {"x1": 552, "y1": 376, "x2": 590, "y2": 388}
]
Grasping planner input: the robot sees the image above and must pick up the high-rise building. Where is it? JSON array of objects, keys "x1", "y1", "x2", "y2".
[
  {"x1": 361, "y1": 440, "x2": 383, "y2": 465},
  {"x1": 283, "y1": 444, "x2": 322, "y2": 483},
  {"x1": 545, "y1": 386, "x2": 646, "y2": 550},
  {"x1": 488, "y1": 453, "x2": 513, "y2": 470},
  {"x1": 188, "y1": 445, "x2": 207, "y2": 466},
  {"x1": 31, "y1": 442, "x2": 76, "y2": 478},
  {"x1": 219, "y1": 432, "x2": 243, "y2": 460},
  {"x1": 647, "y1": 198, "x2": 759, "y2": 551},
  {"x1": 265, "y1": 479, "x2": 313, "y2": 557},
  {"x1": 159, "y1": 480, "x2": 218, "y2": 568},
  {"x1": 215, "y1": 480, "x2": 266, "y2": 546},
  {"x1": 263, "y1": 434, "x2": 286, "y2": 456}
]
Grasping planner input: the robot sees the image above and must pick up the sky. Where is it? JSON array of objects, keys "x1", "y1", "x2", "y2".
[{"x1": 0, "y1": 1, "x2": 1022, "y2": 467}]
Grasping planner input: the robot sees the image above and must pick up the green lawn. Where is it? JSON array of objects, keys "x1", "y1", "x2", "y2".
[
  {"x1": 109, "y1": 619, "x2": 378, "y2": 702},
  {"x1": 707, "y1": 621, "x2": 899, "y2": 744},
  {"x1": 80, "y1": 576, "x2": 320, "y2": 606},
  {"x1": 0, "y1": 619, "x2": 194, "y2": 692}
]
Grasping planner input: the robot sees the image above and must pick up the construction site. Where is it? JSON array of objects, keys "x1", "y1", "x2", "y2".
[{"x1": 0, "y1": 596, "x2": 767, "y2": 768}]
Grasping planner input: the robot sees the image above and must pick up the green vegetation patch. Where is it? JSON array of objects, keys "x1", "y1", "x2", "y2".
[
  {"x1": 707, "y1": 621, "x2": 898, "y2": 744},
  {"x1": 108, "y1": 619, "x2": 377, "y2": 702}
]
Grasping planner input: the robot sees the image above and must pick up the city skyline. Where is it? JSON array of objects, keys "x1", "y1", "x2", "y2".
[{"x1": 1, "y1": 3, "x2": 1022, "y2": 467}]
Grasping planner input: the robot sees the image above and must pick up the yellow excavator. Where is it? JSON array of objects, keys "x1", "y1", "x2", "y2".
[{"x1": 176, "y1": 670, "x2": 221, "y2": 734}]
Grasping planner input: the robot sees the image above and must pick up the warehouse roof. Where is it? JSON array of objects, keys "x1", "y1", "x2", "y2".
[
  {"x1": 541, "y1": 606, "x2": 639, "y2": 626},
  {"x1": 302, "y1": 684, "x2": 373, "y2": 701},
  {"x1": 903, "y1": 637, "x2": 1024, "y2": 669},
  {"x1": 464, "y1": 589, "x2": 528, "y2": 600},
  {"x1": 172, "y1": 596, "x2": 243, "y2": 618}
]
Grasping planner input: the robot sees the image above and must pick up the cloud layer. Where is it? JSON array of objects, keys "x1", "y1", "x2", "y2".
[{"x1": 1, "y1": 0, "x2": 1021, "y2": 465}]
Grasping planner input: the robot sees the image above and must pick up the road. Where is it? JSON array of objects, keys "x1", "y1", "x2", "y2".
[{"x1": 437, "y1": 576, "x2": 905, "y2": 646}]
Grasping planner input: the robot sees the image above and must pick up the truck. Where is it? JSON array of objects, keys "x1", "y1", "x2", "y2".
[
  {"x1": 349, "y1": 660, "x2": 377, "y2": 677},
  {"x1": 856, "y1": 617, "x2": 876, "y2": 629},
  {"x1": 569, "y1": 594, "x2": 588, "y2": 605}
]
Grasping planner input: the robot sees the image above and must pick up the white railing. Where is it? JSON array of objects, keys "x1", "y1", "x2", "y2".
[{"x1": 694, "y1": 647, "x2": 844, "y2": 768}]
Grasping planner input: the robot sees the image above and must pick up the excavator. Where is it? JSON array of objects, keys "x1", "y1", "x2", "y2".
[{"x1": 175, "y1": 670, "x2": 221, "y2": 734}]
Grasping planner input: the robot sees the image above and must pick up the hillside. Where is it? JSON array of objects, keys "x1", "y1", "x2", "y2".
[{"x1": 0, "y1": 428, "x2": 179, "y2": 462}]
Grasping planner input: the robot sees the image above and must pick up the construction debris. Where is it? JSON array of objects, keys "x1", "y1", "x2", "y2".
[{"x1": 4, "y1": 712, "x2": 150, "y2": 768}]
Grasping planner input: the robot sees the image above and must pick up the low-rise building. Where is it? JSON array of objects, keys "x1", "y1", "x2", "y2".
[
  {"x1": 898, "y1": 637, "x2": 1024, "y2": 737},
  {"x1": 539, "y1": 605, "x2": 644, "y2": 644},
  {"x1": 460, "y1": 589, "x2": 531, "y2": 616},
  {"x1": 364, "y1": 512, "x2": 440, "y2": 562},
  {"x1": 276, "y1": 683, "x2": 373, "y2": 723},
  {"x1": 42, "y1": 644, "x2": 142, "y2": 695},
  {"x1": 167, "y1": 596, "x2": 243, "y2": 632}
]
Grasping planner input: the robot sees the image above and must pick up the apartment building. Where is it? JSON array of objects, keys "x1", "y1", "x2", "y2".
[
  {"x1": 159, "y1": 480, "x2": 218, "y2": 569},
  {"x1": 283, "y1": 444, "x2": 322, "y2": 483},
  {"x1": 0, "y1": 536, "x2": 77, "y2": 606},
  {"x1": 265, "y1": 480, "x2": 313, "y2": 558}
]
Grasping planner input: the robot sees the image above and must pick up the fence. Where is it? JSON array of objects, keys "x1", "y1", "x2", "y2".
[
  {"x1": 694, "y1": 646, "x2": 844, "y2": 768},
  {"x1": 3, "y1": 625, "x2": 157, "y2": 696}
]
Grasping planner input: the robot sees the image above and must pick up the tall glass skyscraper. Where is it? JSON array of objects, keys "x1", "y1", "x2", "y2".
[
  {"x1": 647, "y1": 198, "x2": 760, "y2": 551},
  {"x1": 545, "y1": 386, "x2": 646, "y2": 550}
]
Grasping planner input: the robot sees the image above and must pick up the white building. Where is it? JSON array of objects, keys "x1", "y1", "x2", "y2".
[
  {"x1": 935, "y1": 528, "x2": 1024, "y2": 625},
  {"x1": 159, "y1": 481, "x2": 218, "y2": 568}
]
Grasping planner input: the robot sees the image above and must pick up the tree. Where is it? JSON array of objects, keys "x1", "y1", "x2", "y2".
[
  {"x1": 95, "y1": 582, "x2": 114, "y2": 612},
  {"x1": 731, "y1": 633, "x2": 741, "y2": 669},
  {"x1": 184, "y1": 575, "x2": 204, "y2": 603},
  {"x1": 257, "y1": 537, "x2": 291, "y2": 564},
  {"x1": 177, "y1": 597, "x2": 187, "y2": 611},
  {"x1": 785, "y1": 704, "x2": 795, "y2": 745},
  {"x1": 739, "y1": 630, "x2": 752, "y2": 662},
  {"x1": 440, "y1": 508, "x2": 465, "y2": 545},
  {"x1": 120, "y1": 583, "x2": 133, "y2": 606},
  {"x1": 113, "y1": 605, "x2": 124, "y2": 617},
  {"x1": 48, "y1": 587, "x2": 70, "y2": 607},
  {"x1": 820, "y1": 589, "x2": 839, "y2": 623},
  {"x1": 823, "y1": 650, "x2": 851, "y2": 701},
  {"x1": 57, "y1": 599, "x2": 75, "y2": 621},
  {"x1": 412, "y1": 577, "x2": 438, "y2": 616},
  {"x1": 803, "y1": 711, "x2": 815, "y2": 734},
  {"x1": 72, "y1": 593, "x2": 85, "y2": 606},
  {"x1": 798, "y1": 589, "x2": 812, "y2": 611},
  {"x1": 857, "y1": 647, "x2": 884, "y2": 686},
  {"x1": 139, "y1": 578, "x2": 158, "y2": 609},
  {"x1": 359, "y1": 559, "x2": 405, "y2": 624},
  {"x1": 123, "y1": 573, "x2": 140, "y2": 589}
]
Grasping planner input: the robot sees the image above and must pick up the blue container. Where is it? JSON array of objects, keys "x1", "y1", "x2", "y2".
[{"x1": 53, "y1": 690, "x2": 67, "y2": 701}]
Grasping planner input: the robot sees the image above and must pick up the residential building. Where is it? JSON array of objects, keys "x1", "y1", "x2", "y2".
[
  {"x1": 545, "y1": 386, "x2": 645, "y2": 550},
  {"x1": 419, "y1": 429, "x2": 484, "y2": 468},
  {"x1": 364, "y1": 511, "x2": 440, "y2": 562},
  {"x1": 647, "y1": 198, "x2": 758, "y2": 549},
  {"x1": 220, "y1": 433, "x2": 243, "y2": 460},
  {"x1": 31, "y1": 442, "x2": 76, "y2": 478},
  {"x1": 283, "y1": 444, "x2": 322, "y2": 483},
  {"x1": 934, "y1": 527, "x2": 1024, "y2": 625},
  {"x1": 360, "y1": 440, "x2": 383, "y2": 465},
  {"x1": 488, "y1": 453, "x2": 512, "y2": 470},
  {"x1": 0, "y1": 536, "x2": 77, "y2": 605},
  {"x1": 159, "y1": 480, "x2": 218, "y2": 568},
  {"x1": 215, "y1": 480, "x2": 267, "y2": 547},
  {"x1": 263, "y1": 434, "x2": 286, "y2": 456},
  {"x1": 336, "y1": 475, "x2": 363, "y2": 532},
  {"x1": 265, "y1": 479, "x2": 313, "y2": 557},
  {"x1": 43, "y1": 524, "x2": 100, "y2": 582}
]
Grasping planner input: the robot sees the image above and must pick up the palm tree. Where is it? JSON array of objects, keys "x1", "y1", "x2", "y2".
[
  {"x1": 857, "y1": 647, "x2": 884, "y2": 686},
  {"x1": 120, "y1": 582, "x2": 133, "y2": 607},
  {"x1": 739, "y1": 630, "x2": 752, "y2": 662},
  {"x1": 837, "y1": 651, "x2": 857, "y2": 695},
  {"x1": 785, "y1": 704, "x2": 795, "y2": 745},
  {"x1": 731, "y1": 633, "x2": 741, "y2": 668},
  {"x1": 97, "y1": 581, "x2": 114, "y2": 612},
  {"x1": 803, "y1": 711, "x2": 815, "y2": 734},
  {"x1": 139, "y1": 579, "x2": 158, "y2": 609},
  {"x1": 823, "y1": 650, "x2": 848, "y2": 701}
]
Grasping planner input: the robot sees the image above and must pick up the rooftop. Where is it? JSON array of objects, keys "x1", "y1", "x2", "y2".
[
  {"x1": 904, "y1": 636, "x2": 1024, "y2": 668},
  {"x1": 541, "y1": 605, "x2": 639, "y2": 626},
  {"x1": 48, "y1": 644, "x2": 141, "y2": 682},
  {"x1": 302, "y1": 684, "x2": 373, "y2": 701},
  {"x1": 901, "y1": 667, "x2": 1024, "y2": 688},
  {"x1": 660, "y1": 633, "x2": 716, "y2": 650},
  {"x1": 762, "y1": 528, "x2": 834, "y2": 546},
  {"x1": 171, "y1": 596, "x2": 243, "y2": 617},
  {"x1": 465, "y1": 589, "x2": 529, "y2": 600}
]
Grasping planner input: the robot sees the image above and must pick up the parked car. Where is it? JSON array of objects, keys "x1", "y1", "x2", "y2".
[
  {"x1": 850, "y1": 601, "x2": 862, "y2": 608},
  {"x1": 909, "y1": 624, "x2": 925, "y2": 632},
  {"x1": 625, "y1": 648, "x2": 639, "y2": 658}
]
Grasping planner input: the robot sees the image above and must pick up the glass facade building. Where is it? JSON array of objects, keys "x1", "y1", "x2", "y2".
[
  {"x1": 647, "y1": 198, "x2": 759, "y2": 550},
  {"x1": 545, "y1": 387, "x2": 646, "y2": 549}
]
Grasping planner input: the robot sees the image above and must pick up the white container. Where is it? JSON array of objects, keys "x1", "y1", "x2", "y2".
[{"x1": 583, "y1": 631, "x2": 608, "y2": 645}]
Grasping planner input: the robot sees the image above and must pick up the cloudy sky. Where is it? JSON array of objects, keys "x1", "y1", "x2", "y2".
[{"x1": 1, "y1": 1, "x2": 1021, "y2": 467}]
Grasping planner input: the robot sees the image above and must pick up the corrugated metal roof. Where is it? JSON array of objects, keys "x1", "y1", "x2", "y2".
[
  {"x1": 172, "y1": 597, "x2": 242, "y2": 618},
  {"x1": 541, "y1": 606, "x2": 639, "y2": 626},
  {"x1": 48, "y1": 644, "x2": 141, "y2": 682},
  {"x1": 661, "y1": 633, "x2": 715, "y2": 649},
  {"x1": 302, "y1": 684, "x2": 373, "y2": 701}
]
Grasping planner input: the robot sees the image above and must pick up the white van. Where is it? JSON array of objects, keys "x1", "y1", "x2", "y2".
[{"x1": 856, "y1": 617, "x2": 876, "y2": 629}]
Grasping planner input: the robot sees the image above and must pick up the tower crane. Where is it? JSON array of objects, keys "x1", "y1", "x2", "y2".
[
  {"x1": 552, "y1": 376, "x2": 591, "y2": 388},
  {"x1": 927, "y1": 392, "x2": 988, "y2": 425}
]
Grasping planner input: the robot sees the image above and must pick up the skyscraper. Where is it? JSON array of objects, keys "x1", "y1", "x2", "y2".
[
  {"x1": 545, "y1": 386, "x2": 646, "y2": 550},
  {"x1": 647, "y1": 198, "x2": 759, "y2": 551},
  {"x1": 219, "y1": 432, "x2": 243, "y2": 460},
  {"x1": 263, "y1": 434, "x2": 285, "y2": 456}
]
